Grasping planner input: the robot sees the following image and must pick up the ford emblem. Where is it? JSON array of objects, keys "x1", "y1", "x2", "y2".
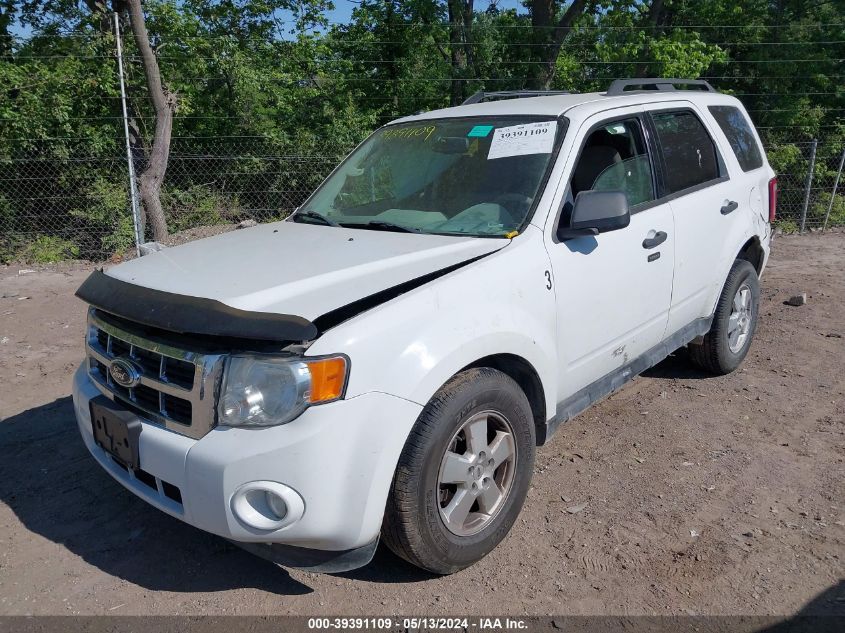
[{"x1": 109, "y1": 357, "x2": 142, "y2": 388}]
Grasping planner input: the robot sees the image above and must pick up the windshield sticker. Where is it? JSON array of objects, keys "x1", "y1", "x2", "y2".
[
  {"x1": 382, "y1": 125, "x2": 436, "y2": 141},
  {"x1": 468, "y1": 124, "x2": 494, "y2": 138},
  {"x1": 487, "y1": 121, "x2": 557, "y2": 159}
]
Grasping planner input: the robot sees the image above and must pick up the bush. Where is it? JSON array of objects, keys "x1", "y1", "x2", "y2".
[
  {"x1": 15, "y1": 235, "x2": 80, "y2": 263},
  {"x1": 161, "y1": 185, "x2": 242, "y2": 232},
  {"x1": 69, "y1": 177, "x2": 136, "y2": 257},
  {"x1": 774, "y1": 219, "x2": 800, "y2": 234},
  {"x1": 810, "y1": 191, "x2": 845, "y2": 227}
]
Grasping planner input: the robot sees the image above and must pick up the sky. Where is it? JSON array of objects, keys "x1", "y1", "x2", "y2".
[{"x1": 327, "y1": 0, "x2": 526, "y2": 24}]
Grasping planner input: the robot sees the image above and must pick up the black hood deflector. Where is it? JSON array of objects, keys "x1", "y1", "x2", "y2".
[{"x1": 76, "y1": 270, "x2": 319, "y2": 343}]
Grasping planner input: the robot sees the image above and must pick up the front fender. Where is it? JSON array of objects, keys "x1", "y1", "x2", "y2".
[{"x1": 307, "y1": 226, "x2": 558, "y2": 425}]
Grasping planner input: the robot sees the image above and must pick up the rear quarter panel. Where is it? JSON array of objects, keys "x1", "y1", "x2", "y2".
[{"x1": 688, "y1": 99, "x2": 773, "y2": 311}]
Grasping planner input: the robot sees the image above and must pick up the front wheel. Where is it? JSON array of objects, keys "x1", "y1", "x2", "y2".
[
  {"x1": 689, "y1": 259, "x2": 760, "y2": 375},
  {"x1": 382, "y1": 368, "x2": 536, "y2": 574}
]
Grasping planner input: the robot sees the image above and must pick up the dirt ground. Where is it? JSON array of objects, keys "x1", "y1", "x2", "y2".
[{"x1": 0, "y1": 232, "x2": 842, "y2": 617}]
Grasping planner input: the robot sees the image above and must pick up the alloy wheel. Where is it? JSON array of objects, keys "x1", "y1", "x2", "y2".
[
  {"x1": 728, "y1": 282, "x2": 753, "y2": 353},
  {"x1": 436, "y1": 410, "x2": 517, "y2": 536}
]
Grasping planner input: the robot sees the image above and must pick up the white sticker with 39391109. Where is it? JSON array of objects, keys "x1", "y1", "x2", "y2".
[{"x1": 487, "y1": 121, "x2": 557, "y2": 160}]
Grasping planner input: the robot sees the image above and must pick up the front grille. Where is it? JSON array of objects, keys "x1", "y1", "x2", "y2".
[{"x1": 85, "y1": 309, "x2": 225, "y2": 440}]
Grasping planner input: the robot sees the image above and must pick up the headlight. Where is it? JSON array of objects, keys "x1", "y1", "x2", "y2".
[{"x1": 218, "y1": 354, "x2": 348, "y2": 427}]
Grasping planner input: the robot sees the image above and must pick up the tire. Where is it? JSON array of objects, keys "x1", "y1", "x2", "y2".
[
  {"x1": 689, "y1": 259, "x2": 760, "y2": 375},
  {"x1": 382, "y1": 367, "x2": 536, "y2": 575}
]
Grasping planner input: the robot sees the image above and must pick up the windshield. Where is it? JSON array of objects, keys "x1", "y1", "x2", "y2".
[{"x1": 299, "y1": 116, "x2": 564, "y2": 237}]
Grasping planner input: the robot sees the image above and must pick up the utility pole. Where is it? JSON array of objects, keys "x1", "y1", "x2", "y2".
[
  {"x1": 822, "y1": 146, "x2": 845, "y2": 233},
  {"x1": 114, "y1": 12, "x2": 143, "y2": 257},
  {"x1": 799, "y1": 139, "x2": 817, "y2": 234}
]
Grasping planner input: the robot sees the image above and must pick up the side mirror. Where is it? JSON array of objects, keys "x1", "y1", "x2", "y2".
[{"x1": 557, "y1": 190, "x2": 630, "y2": 240}]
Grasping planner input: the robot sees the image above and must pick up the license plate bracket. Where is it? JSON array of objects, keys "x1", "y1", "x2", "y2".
[{"x1": 90, "y1": 396, "x2": 142, "y2": 470}]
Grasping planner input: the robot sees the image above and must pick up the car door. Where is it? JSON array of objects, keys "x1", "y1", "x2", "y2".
[
  {"x1": 544, "y1": 108, "x2": 675, "y2": 400},
  {"x1": 647, "y1": 105, "x2": 744, "y2": 336}
]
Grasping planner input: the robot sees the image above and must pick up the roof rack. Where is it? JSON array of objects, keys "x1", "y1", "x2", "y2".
[
  {"x1": 462, "y1": 90, "x2": 571, "y2": 105},
  {"x1": 606, "y1": 78, "x2": 716, "y2": 95}
]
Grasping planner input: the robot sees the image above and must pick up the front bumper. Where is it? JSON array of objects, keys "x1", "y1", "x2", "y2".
[{"x1": 72, "y1": 364, "x2": 422, "y2": 557}]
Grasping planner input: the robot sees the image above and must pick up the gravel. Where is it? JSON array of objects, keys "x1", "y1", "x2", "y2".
[{"x1": 0, "y1": 232, "x2": 843, "y2": 616}]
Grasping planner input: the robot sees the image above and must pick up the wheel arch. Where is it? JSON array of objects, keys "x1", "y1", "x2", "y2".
[
  {"x1": 737, "y1": 236, "x2": 765, "y2": 275},
  {"x1": 707, "y1": 234, "x2": 766, "y2": 317},
  {"x1": 463, "y1": 353, "x2": 548, "y2": 446}
]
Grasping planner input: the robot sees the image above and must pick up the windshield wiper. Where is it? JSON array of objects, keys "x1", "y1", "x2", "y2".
[
  {"x1": 357, "y1": 220, "x2": 420, "y2": 233},
  {"x1": 291, "y1": 210, "x2": 340, "y2": 227}
]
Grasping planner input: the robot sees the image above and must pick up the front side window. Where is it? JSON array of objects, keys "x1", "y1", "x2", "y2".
[
  {"x1": 708, "y1": 105, "x2": 764, "y2": 172},
  {"x1": 300, "y1": 117, "x2": 565, "y2": 237},
  {"x1": 652, "y1": 110, "x2": 722, "y2": 193},
  {"x1": 567, "y1": 118, "x2": 655, "y2": 208}
]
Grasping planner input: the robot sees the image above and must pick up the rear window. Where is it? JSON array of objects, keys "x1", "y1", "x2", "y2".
[
  {"x1": 652, "y1": 110, "x2": 722, "y2": 194},
  {"x1": 708, "y1": 105, "x2": 764, "y2": 172}
]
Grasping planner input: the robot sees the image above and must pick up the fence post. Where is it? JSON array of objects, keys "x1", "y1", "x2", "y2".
[
  {"x1": 799, "y1": 139, "x2": 818, "y2": 234},
  {"x1": 114, "y1": 12, "x2": 143, "y2": 258},
  {"x1": 822, "y1": 146, "x2": 845, "y2": 233}
]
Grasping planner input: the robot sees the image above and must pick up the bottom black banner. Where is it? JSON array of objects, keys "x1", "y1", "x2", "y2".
[{"x1": 0, "y1": 616, "x2": 843, "y2": 633}]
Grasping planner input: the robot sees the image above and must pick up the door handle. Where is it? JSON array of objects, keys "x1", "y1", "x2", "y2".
[
  {"x1": 721, "y1": 200, "x2": 739, "y2": 215},
  {"x1": 642, "y1": 231, "x2": 667, "y2": 249}
]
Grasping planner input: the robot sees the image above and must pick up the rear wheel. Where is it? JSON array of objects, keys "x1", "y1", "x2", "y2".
[
  {"x1": 689, "y1": 259, "x2": 760, "y2": 375},
  {"x1": 382, "y1": 368, "x2": 535, "y2": 574}
]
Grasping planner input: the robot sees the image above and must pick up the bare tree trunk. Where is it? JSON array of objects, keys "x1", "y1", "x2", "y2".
[
  {"x1": 386, "y1": 1, "x2": 400, "y2": 116},
  {"x1": 126, "y1": 0, "x2": 173, "y2": 242},
  {"x1": 462, "y1": 1, "x2": 479, "y2": 86},
  {"x1": 447, "y1": 0, "x2": 469, "y2": 106},
  {"x1": 528, "y1": 0, "x2": 588, "y2": 90}
]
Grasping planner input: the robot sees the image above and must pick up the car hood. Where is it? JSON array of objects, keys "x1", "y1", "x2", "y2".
[{"x1": 105, "y1": 221, "x2": 507, "y2": 322}]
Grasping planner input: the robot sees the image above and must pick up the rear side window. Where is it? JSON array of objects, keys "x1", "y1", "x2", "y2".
[
  {"x1": 652, "y1": 110, "x2": 721, "y2": 194},
  {"x1": 708, "y1": 105, "x2": 764, "y2": 172}
]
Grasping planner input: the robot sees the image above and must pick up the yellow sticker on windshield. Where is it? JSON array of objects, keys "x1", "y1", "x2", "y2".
[{"x1": 382, "y1": 125, "x2": 436, "y2": 141}]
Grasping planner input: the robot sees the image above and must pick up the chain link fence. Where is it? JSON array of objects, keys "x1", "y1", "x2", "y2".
[
  {"x1": 0, "y1": 137, "x2": 352, "y2": 262},
  {"x1": 1, "y1": 133, "x2": 843, "y2": 263},
  {"x1": 767, "y1": 139, "x2": 845, "y2": 233}
]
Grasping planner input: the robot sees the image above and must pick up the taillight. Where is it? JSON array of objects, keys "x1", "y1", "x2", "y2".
[{"x1": 768, "y1": 177, "x2": 778, "y2": 222}]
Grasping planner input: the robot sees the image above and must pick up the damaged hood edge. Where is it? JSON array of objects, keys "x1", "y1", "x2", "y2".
[{"x1": 77, "y1": 223, "x2": 508, "y2": 342}]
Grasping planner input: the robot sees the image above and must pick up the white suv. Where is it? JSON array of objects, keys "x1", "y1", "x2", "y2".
[{"x1": 72, "y1": 79, "x2": 776, "y2": 575}]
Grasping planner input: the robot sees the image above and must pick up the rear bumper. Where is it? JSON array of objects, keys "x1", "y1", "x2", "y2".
[{"x1": 72, "y1": 364, "x2": 422, "y2": 556}]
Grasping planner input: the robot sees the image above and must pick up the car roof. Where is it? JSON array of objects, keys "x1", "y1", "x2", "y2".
[{"x1": 391, "y1": 90, "x2": 744, "y2": 125}]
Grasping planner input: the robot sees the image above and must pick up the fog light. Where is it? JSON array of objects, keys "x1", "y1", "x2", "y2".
[
  {"x1": 230, "y1": 481, "x2": 305, "y2": 531},
  {"x1": 266, "y1": 491, "x2": 288, "y2": 520}
]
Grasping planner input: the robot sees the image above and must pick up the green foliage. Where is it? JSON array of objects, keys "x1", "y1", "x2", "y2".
[
  {"x1": 810, "y1": 191, "x2": 845, "y2": 226},
  {"x1": 2, "y1": 0, "x2": 843, "y2": 261},
  {"x1": 15, "y1": 235, "x2": 80, "y2": 263},
  {"x1": 766, "y1": 144, "x2": 805, "y2": 175},
  {"x1": 774, "y1": 219, "x2": 799, "y2": 234},
  {"x1": 69, "y1": 178, "x2": 136, "y2": 255},
  {"x1": 161, "y1": 184, "x2": 241, "y2": 232},
  {"x1": 0, "y1": 192, "x2": 18, "y2": 263}
]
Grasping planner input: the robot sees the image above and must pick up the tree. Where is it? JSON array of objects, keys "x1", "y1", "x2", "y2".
[
  {"x1": 526, "y1": 0, "x2": 589, "y2": 90},
  {"x1": 446, "y1": 0, "x2": 475, "y2": 105},
  {"x1": 125, "y1": 0, "x2": 173, "y2": 241},
  {"x1": 0, "y1": 1, "x2": 15, "y2": 56},
  {"x1": 3, "y1": 0, "x2": 844, "y2": 263}
]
